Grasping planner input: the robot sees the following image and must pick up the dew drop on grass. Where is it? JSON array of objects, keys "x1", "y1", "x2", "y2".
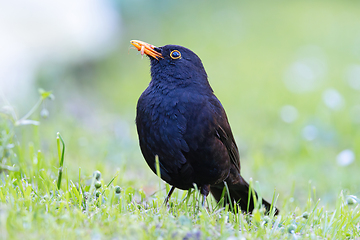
[
  {"x1": 336, "y1": 149, "x2": 355, "y2": 166},
  {"x1": 115, "y1": 186, "x2": 121, "y2": 194},
  {"x1": 280, "y1": 105, "x2": 298, "y2": 123},
  {"x1": 93, "y1": 170, "x2": 101, "y2": 180},
  {"x1": 95, "y1": 190, "x2": 101, "y2": 198},
  {"x1": 287, "y1": 223, "x2": 297, "y2": 233},
  {"x1": 263, "y1": 216, "x2": 271, "y2": 224},
  {"x1": 94, "y1": 180, "x2": 102, "y2": 189},
  {"x1": 40, "y1": 108, "x2": 49, "y2": 119},
  {"x1": 346, "y1": 196, "x2": 356, "y2": 205}
]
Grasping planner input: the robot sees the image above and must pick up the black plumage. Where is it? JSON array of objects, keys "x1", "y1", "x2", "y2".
[{"x1": 131, "y1": 40, "x2": 278, "y2": 214}]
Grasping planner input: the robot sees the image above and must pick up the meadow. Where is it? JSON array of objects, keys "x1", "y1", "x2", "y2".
[{"x1": 1, "y1": 1, "x2": 360, "y2": 239}]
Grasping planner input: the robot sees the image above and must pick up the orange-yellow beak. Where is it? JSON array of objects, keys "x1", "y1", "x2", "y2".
[{"x1": 130, "y1": 40, "x2": 163, "y2": 60}]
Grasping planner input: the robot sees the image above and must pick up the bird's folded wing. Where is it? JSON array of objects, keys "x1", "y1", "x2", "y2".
[{"x1": 216, "y1": 124, "x2": 241, "y2": 173}]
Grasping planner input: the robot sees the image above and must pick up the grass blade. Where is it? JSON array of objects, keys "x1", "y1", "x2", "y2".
[{"x1": 56, "y1": 132, "x2": 66, "y2": 190}]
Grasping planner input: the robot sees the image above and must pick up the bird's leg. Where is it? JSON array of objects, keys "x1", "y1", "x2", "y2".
[
  {"x1": 200, "y1": 184, "x2": 210, "y2": 207},
  {"x1": 202, "y1": 195, "x2": 207, "y2": 207},
  {"x1": 163, "y1": 186, "x2": 175, "y2": 205}
]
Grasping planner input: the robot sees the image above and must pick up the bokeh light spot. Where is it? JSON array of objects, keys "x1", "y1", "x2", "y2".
[
  {"x1": 280, "y1": 105, "x2": 298, "y2": 123},
  {"x1": 346, "y1": 64, "x2": 360, "y2": 90},
  {"x1": 283, "y1": 45, "x2": 327, "y2": 93},
  {"x1": 336, "y1": 149, "x2": 355, "y2": 166},
  {"x1": 322, "y1": 89, "x2": 344, "y2": 110},
  {"x1": 350, "y1": 105, "x2": 360, "y2": 124},
  {"x1": 302, "y1": 125, "x2": 318, "y2": 141}
]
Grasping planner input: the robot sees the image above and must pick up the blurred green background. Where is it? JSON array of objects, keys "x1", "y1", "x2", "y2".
[{"x1": 1, "y1": 0, "x2": 360, "y2": 207}]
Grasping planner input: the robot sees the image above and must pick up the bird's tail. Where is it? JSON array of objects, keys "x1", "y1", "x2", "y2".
[{"x1": 210, "y1": 175, "x2": 279, "y2": 215}]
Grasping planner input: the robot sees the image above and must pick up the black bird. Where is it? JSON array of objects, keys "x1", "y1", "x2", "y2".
[{"x1": 131, "y1": 40, "x2": 278, "y2": 214}]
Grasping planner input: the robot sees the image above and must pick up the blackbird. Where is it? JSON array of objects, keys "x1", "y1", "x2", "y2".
[{"x1": 131, "y1": 40, "x2": 278, "y2": 214}]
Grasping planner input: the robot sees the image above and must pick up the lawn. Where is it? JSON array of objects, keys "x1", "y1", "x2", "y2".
[{"x1": 1, "y1": 0, "x2": 360, "y2": 239}]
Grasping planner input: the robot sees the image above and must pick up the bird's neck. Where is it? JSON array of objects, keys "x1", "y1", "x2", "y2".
[
  {"x1": 150, "y1": 70, "x2": 213, "y2": 93},
  {"x1": 149, "y1": 76, "x2": 213, "y2": 95}
]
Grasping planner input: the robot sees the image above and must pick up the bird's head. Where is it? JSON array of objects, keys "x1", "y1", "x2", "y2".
[{"x1": 131, "y1": 40, "x2": 210, "y2": 89}]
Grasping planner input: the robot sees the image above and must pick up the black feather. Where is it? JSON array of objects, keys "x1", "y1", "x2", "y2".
[{"x1": 134, "y1": 42, "x2": 279, "y2": 214}]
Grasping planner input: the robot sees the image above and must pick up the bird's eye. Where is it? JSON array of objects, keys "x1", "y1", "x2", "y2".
[{"x1": 170, "y1": 50, "x2": 181, "y2": 59}]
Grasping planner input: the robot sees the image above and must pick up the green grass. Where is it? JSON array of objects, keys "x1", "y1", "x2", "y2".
[
  {"x1": 0, "y1": 133, "x2": 359, "y2": 239},
  {"x1": 0, "y1": 128, "x2": 359, "y2": 240}
]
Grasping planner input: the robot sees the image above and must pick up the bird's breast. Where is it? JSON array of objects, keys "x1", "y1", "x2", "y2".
[{"x1": 136, "y1": 86, "x2": 231, "y2": 186}]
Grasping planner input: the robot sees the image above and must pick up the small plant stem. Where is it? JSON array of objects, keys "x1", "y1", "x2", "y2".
[
  {"x1": 56, "y1": 132, "x2": 66, "y2": 190},
  {"x1": 15, "y1": 98, "x2": 43, "y2": 125}
]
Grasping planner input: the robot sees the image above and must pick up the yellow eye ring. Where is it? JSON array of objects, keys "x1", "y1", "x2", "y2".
[{"x1": 170, "y1": 50, "x2": 181, "y2": 59}]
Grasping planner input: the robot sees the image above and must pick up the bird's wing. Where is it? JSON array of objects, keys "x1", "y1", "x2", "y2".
[
  {"x1": 181, "y1": 93, "x2": 241, "y2": 173},
  {"x1": 216, "y1": 123, "x2": 240, "y2": 173},
  {"x1": 211, "y1": 97, "x2": 241, "y2": 173}
]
